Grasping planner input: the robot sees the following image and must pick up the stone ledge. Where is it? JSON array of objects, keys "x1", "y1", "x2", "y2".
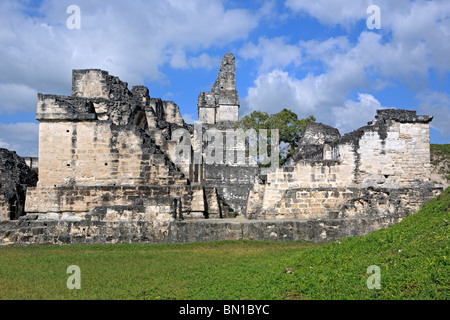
[{"x1": 0, "y1": 214, "x2": 406, "y2": 246}]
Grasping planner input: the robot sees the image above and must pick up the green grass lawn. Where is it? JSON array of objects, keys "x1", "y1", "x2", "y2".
[{"x1": 0, "y1": 188, "x2": 448, "y2": 300}]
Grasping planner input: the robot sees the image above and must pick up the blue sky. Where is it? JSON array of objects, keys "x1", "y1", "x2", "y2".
[{"x1": 0, "y1": 0, "x2": 449, "y2": 156}]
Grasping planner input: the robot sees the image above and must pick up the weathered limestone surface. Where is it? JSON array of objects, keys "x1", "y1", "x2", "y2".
[
  {"x1": 204, "y1": 164, "x2": 260, "y2": 216},
  {"x1": 1, "y1": 212, "x2": 409, "y2": 245},
  {"x1": 250, "y1": 109, "x2": 440, "y2": 221},
  {"x1": 0, "y1": 149, "x2": 38, "y2": 221},
  {"x1": 25, "y1": 68, "x2": 225, "y2": 226},
  {"x1": 287, "y1": 122, "x2": 341, "y2": 163},
  {"x1": 198, "y1": 53, "x2": 239, "y2": 124},
  {"x1": 0, "y1": 53, "x2": 443, "y2": 246}
]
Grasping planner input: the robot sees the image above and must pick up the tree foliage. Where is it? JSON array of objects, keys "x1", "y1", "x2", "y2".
[{"x1": 237, "y1": 108, "x2": 315, "y2": 165}]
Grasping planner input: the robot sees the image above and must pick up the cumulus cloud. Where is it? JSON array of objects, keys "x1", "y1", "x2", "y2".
[
  {"x1": 0, "y1": 83, "x2": 37, "y2": 114},
  {"x1": 242, "y1": 0, "x2": 450, "y2": 139},
  {"x1": 242, "y1": 69, "x2": 321, "y2": 116},
  {"x1": 332, "y1": 93, "x2": 385, "y2": 134},
  {"x1": 285, "y1": 0, "x2": 372, "y2": 27},
  {"x1": 0, "y1": 0, "x2": 261, "y2": 113},
  {"x1": 285, "y1": 0, "x2": 412, "y2": 28},
  {"x1": 286, "y1": 0, "x2": 450, "y2": 75},
  {"x1": 416, "y1": 90, "x2": 450, "y2": 139},
  {"x1": 187, "y1": 53, "x2": 221, "y2": 70},
  {"x1": 239, "y1": 36, "x2": 302, "y2": 72},
  {"x1": 0, "y1": 122, "x2": 39, "y2": 157}
]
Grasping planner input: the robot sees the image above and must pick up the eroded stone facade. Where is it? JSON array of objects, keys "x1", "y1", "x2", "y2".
[
  {"x1": 0, "y1": 149, "x2": 38, "y2": 221},
  {"x1": 198, "y1": 53, "x2": 239, "y2": 124},
  {"x1": 0, "y1": 53, "x2": 444, "y2": 245},
  {"x1": 248, "y1": 109, "x2": 440, "y2": 220}
]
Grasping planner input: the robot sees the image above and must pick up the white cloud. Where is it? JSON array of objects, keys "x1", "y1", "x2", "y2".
[
  {"x1": 241, "y1": 1, "x2": 450, "y2": 140},
  {"x1": 285, "y1": 0, "x2": 412, "y2": 28},
  {"x1": 242, "y1": 69, "x2": 386, "y2": 133},
  {"x1": 286, "y1": 0, "x2": 450, "y2": 75},
  {"x1": 181, "y1": 113, "x2": 198, "y2": 124},
  {"x1": 332, "y1": 93, "x2": 385, "y2": 134},
  {"x1": 242, "y1": 69, "x2": 318, "y2": 117},
  {"x1": 0, "y1": 0, "x2": 261, "y2": 114},
  {"x1": 0, "y1": 122, "x2": 39, "y2": 157},
  {"x1": 239, "y1": 36, "x2": 302, "y2": 72},
  {"x1": 416, "y1": 90, "x2": 450, "y2": 139},
  {"x1": 300, "y1": 36, "x2": 350, "y2": 64},
  {"x1": 0, "y1": 83, "x2": 37, "y2": 114},
  {"x1": 285, "y1": 0, "x2": 374, "y2": 27},
  {"x1": 188, "y1": 54, "x2": 221, "y2": 70}
]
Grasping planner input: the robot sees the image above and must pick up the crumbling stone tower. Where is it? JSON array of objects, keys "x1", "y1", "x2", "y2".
[
  {"x1": 25, "y1": 69, "x2": 221, "y2": 220},
  {"x1": 0, "y1": 52, "x2": 443, "y2": 246},
  {"x1": 198, "y1": 53, "x2": 239, "y2": 124},
  {"x1": 194, "y1": 53, "x2": 260, "y2": 216}
]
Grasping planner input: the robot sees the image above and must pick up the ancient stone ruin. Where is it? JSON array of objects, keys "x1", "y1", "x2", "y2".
[
  {"x1": 0, "y1": 149, "x2": 38, "y2": 221},
  {"x1": 0, "y1": 53, "x2": 444, "y2": 245}
]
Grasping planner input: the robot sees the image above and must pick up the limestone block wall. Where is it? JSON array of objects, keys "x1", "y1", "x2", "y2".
[
  {"x1": 261, "y1": 188, "x2": 354, "y2": 220},
  {"x1": 25, "y1": 68, "x2": 233, "y2": 222},
  {"x1": 1, "y1": 209, "x2": 419, "y2": 245},
  {"x1": 357, "y1": 122, "x2": 432, "y2": 187},
  {"x1": 25, "y1": 185, "x2": 206, "y2": 218},
  {"x1": 36, "y1": 121, "x2": 186, "y2": 188},
  {"x1": 250, "y1": 109, "x2": 436, "y2": 220},
  {"x1": 217, "y1": 105, "x2": 239, "y2": 123},
  {"x1": 71, "y1": 69, "x2": 132, "y2": 102},
  {"x1": 204, "y1": 164, "x2": 260, "y2": 216},
  {"x1": 71, "y1": 69, "x2": 110, "y2": 99},
  {"x1": 251, "y1": 186, "x2": 441, "y2": 221},
  {"x1": 4, "y1": 198, "x2": 181, "y2": 245},
  {"x1": 265, "y1": 159, "x2": 355, "y2": 190},
  {"x1": 162, "y1": 101, "x2": 185, "y2": 126},
  {"x1": 197, "y1": 53, "x2": 239, "y2": 124},
  {"x1": 198, "y1": 106, "x2": 216, "y2": 124},
  {"x1": 0, "y1": 148, "x2": 38, "y2": 221}
]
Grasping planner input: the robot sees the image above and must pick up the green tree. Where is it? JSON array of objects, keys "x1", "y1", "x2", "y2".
[{"x1": 237, "y1": 108, "x2": 315, "y2": 166}]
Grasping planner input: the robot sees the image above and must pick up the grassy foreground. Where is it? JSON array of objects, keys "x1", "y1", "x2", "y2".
[{"x1": 0, "y1": 188, "x2": 448, "y2": 300}]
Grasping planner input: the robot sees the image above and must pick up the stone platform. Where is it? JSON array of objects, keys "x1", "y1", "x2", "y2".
[{"x1": 0, "y1": 212, "x2": 409, "y2": 246}]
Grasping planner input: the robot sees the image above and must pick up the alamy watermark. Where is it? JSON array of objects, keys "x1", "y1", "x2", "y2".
[
  {"x1": 171, "y1": 123, "x2": 280, "y2": 170},
  {"x1": 66, "y1": 265, "x2": 81, "y2": 289},
  {"x1": 65, "y1": 4, "x2": 380, "y2": 31},
  {"x1": 367, "y1": 5, "x2": 381, "y2": 30},
  {"x1": 366, "y1": 265, "x2": 381, "y2": 289},
  {"x1": 66, "y1": 5, "x2": 81, "y2": 30}
]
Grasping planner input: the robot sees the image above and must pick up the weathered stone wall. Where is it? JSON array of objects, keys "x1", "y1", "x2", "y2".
[
  {"x1": 287, "y1": 122, "x2": 341, "y2": 164},
  {"x1": 249, "y1": 109, "x2": 436, "y2": 220},
  {"x1": 35, "y1": 121, "x2": 186, "y2": 188},
  {"x1": 191, "y1": 121, "x2": 261, "y2": 216},
  {"x1": 357, "y1": 121, "x2": 432, "y2": 188},
  {"x1": 252, "y1": 186, "x2": 441, "y2": 220},
  {"x1": 204, "y1": 164, "x2": 260, "y2": 216},
  {"x1": 217, "y1": 105, "x2": 239, "y2": 123},
  {"x1": 26, "y1": 68, "x2": 229, "y2": 223},
  {"x1": 1, "y1": 54, "x2": 441, "y2": 246},
  {"x1": 265, "y1": 159, "x2": 354, "y2": 190},
  {"x1": 198, "y1": 53, "x2": 239, "y2": 124},
  {"x1": 0, "y1": 149, "x2": 38, "y2": 221},
  {"x1": 0, "y1": 210, "x2": 412, "y2": 246},
  {"x1": 25, "y1": 185, "x2": 207, "y2": 218},
  {"x1": 71, "y1": 69, "x2": 111, "y2": 99}
]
